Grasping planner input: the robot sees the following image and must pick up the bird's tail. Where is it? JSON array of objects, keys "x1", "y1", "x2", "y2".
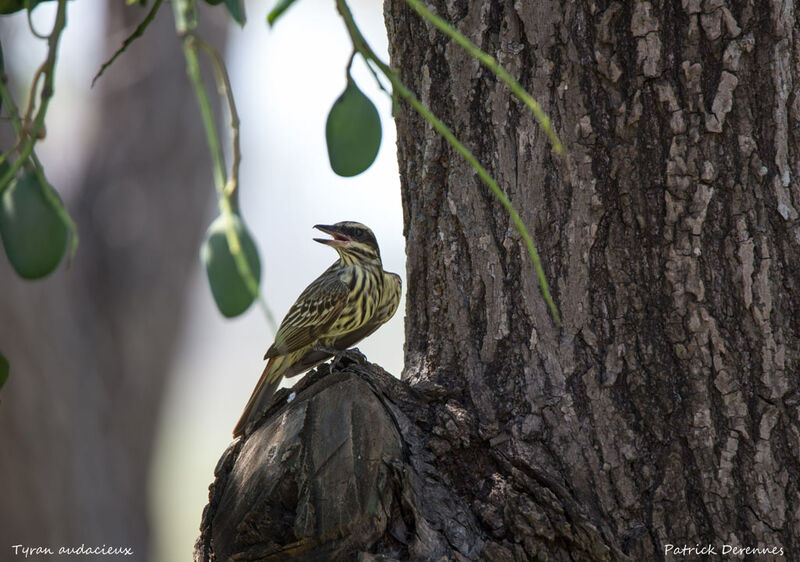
[{"x1": 233, "y1": 356, "x2": 286, "y2": 437}]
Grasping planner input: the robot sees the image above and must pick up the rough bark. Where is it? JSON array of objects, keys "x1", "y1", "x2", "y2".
[
  {"x1": 197, "y1": 358, "x2": 623, "y2": 561},
  {"x1": 197, "y1": 1, "x2": 799, "y2": 561},
  {"x1": 0, "y1": 6, "x2": 222, "y2": 557}
]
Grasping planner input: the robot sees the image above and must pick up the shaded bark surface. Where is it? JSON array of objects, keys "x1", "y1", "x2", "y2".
[
  {"x1": 197, "y1": 361, "x2": 405, "y2": 562},
  {"x1": 0, "y1": 6, "x2": 222, "y2": 557},
  {"x1": 197, "y1": 358, "x2": 623, "y2": 561},
  {"x1": 197, "y1": 1, "x2": 799, "y2": 561}
]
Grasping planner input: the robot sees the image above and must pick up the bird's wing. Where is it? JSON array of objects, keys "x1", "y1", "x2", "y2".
[{"x1": 265, "y1": 271, "x2": 349, "y2": 358}]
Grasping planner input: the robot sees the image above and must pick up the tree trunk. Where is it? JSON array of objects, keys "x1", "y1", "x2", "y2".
[
  {"x1": 0, "y1": 6, "x2": 223, "y2": 558},
  {"x1": 196, "y1": 1, "x2": 799, "y2": 560}
]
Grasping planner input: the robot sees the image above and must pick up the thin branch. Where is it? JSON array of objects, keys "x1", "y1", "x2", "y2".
[
  {"x1": 25, "y1": 0, "x2": 49, "y2": 40},
  {"x1": 195, "y1": 37, "x2": 241, "y2": 207},
  {"x1": 0, "y1": 50, "x2": 79, "y2": 259},
  {"x1": 194, "y1": 38, "x2": 276, "y2": 331},
  {"x1": 0, "y1": 81, "x2": 22, "y2": 158},
  {"x1": 345, "y1": 48, "x2": 356, "y2": 80},
  {"x1": 172, "y1": 0, "x2": 276, "y2": 333},
  {"x1": 335, "y1": 0, "x2": 561, "y2": 325},
  {"x1": 92, "y1": 0, "x2": 164, "y2": 87},
  {"x1": 0, "y1": 79, "x2": 53, "y2": 179},
  {"x1": 177, "y1": 36, "x2": 227, "y2": 196},
  {"x1": 363, "y1": 59, "x2": 391, "y2": 98},
  {"x1": 403, "y1": 0, "x2": 563, "y2": 155},
  {"x1": 1, "y1": 0, "x2": 68, "y2": 192}
]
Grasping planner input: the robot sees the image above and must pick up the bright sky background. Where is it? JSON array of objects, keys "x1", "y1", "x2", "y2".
[
  {"x1": 4, "y1": 1, "x2": 405, "y2": 561},
  {"x1": 152, "y1": 1, "x2": 405, "y2": 560}
]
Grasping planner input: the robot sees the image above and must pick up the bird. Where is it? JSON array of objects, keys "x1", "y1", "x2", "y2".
[{"x1": 233, "y1": 221, "x2": 402, "y2": 437}]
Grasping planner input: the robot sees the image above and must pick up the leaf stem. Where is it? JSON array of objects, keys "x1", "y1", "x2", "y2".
[
  {"x1": 0, "y1": 0, "x2": 78, "y2": 258},
  {"x1": 174, "y1": 36, "x2": 227, "y2": 196},
  {"x1": 25, "y1": 0, "x2": 49, "y2": 40},
  {"x1": 195, "y1": 37, "x2": 241, "y2": 207},
  {"x1": 92, "y1": 0, "x2": 164, "y2": 87},
  {"x1": 172, "y1": 0, "x2": 276, "y2": 332},
  {"x1": 0, "y1": 0, "x2": 68, "y2": 192}
]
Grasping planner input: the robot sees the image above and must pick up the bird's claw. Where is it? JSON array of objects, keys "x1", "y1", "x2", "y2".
[
  {"x1": 341, "y1": 347, "x2": 367, "y2": 363},
  {"x1": 313, "y1": 346, "x2": 367, "y2": 372}
]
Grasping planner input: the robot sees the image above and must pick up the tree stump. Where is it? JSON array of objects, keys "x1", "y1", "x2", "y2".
[{"x1": 195, "y1": 358, "x2": 625, "y2": 561}]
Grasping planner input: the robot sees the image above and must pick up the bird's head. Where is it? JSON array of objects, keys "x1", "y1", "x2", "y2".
[{"x1": 314, "y1": 221, "x2": 381, "y2": 265}]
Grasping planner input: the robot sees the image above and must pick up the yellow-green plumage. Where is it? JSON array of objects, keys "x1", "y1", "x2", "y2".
[{"x1": 233, "y1": 221, "x2": 401, "y2": 437}]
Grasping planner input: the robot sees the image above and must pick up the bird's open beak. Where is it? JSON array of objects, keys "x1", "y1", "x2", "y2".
[{"x1": 313, "y1": 224, "x2": 350, "y2": 247}]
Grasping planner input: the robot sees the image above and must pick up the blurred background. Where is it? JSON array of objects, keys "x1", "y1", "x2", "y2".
[{"x1": 0, "y1": 1, "x2": 404, "y2": 561}]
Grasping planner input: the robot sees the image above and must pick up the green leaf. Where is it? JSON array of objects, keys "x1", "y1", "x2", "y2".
[
  {"x1": 223, "y1": 0, "x2": 245, "y2": 26},
  {"x1": 267, "y1": 0, "x2": 298, "y2": 26},
  {"x1": 0, "y1": 350, "x2": 8, "y2": 395},
  {"x1": 0, "y1": 0, "x2": 26, "y2": 14},
  {"x1": 201, "y1": 214, "x2": 261, "y2": 318},
  {"x1": 0, "y1": 0, "x2": 24, "y2": 14},
  {"x1": 326, "y1": 78, "x2": 382, "y2": 177},
  {"x1": 0, "y1": 168, "x2": 68, "y2": 280},
  {"x1": 0, "y1": 0, "x2": 52, "y2": 15}
]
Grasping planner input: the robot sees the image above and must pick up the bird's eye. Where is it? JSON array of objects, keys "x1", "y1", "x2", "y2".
[{"x1": 354, "y1": 228, "x2": 364, "y2": 238}]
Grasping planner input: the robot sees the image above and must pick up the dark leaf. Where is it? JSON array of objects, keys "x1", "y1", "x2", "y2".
[
  {"x1": 0, "y1": 168, "x2": 68, "y2": 280},
  {"x1": 223, "y1": 0, "x2": 245, "y2": 26},
  {"x1": 201, "y1": 214, "x2": 261, "y2": 318},
  {"x1": 326, "y1": 79, "x2": 382, "y2": 177},
  {"x1": 267, "y1": 0, "x2": 298, "y2": 27},
  {"x1": 0, "y1": 0, "x2": 52, "y2": 15}
]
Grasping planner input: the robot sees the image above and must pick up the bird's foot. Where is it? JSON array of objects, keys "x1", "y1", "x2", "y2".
[
  {"x1": 340, "y1": 347, "x2": 367, "y2": 364},
  {"x1": 312, "y1": 346, "x2": 367, "y2": 372}
]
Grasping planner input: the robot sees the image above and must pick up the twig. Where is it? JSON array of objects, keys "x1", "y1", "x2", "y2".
[
  {"x1": 335, "y1": 0, "x2": 561, "y2": 325},
  {"x1": 1, "y1": 0, "x2": 68, "y2": 192},
  {"x1": 195, "y1": 37, "x2": 241, "y2": 207},
  {"x1": 403, "y1": 0, "x2": 563, "y2": 155},
  {"x1": 194, "y1": 38, "x2": 276, "y2": 331},
  {"x1": 92, "y1": 0, "x2": 164, "y2": 87},
  {"x1": 344, "y1": 48, "x2": 356, "y2": 80},
  {"x1": 21, "y1": 64, "x2": 43, "y2": 131},
  {"x1": 172, "y1": 0, "x2": 276, "y2": 332},
  {"x1": 25, "y1": 1, "x2": 49, "y2": 40},
  {"x1": 0, "y1": 47, "x2": 78, "y2": 259},
  {"x1": 363, "y1": 58, "x2": 391, "y2": 98}
]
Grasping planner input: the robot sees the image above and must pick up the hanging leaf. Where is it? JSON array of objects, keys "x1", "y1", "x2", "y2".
[
  {"x1": 223, "y1": 0, "x2": 245, "y2": 26},
  {"x1": 201, "y1": 214, "x2": 261, "y2": 318},
  {"x1": 326, "y1": 78, "x2": 382, "y2": 177},
  {"x1": 0, "y1": 0, "x2": 53, "y2": 15},
  {"x1": 0, "y1": 168, "x2": 68, "y2": 280},
  {"x1": 267, "y1": 0, "x2": 298, "y2": 27}
]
